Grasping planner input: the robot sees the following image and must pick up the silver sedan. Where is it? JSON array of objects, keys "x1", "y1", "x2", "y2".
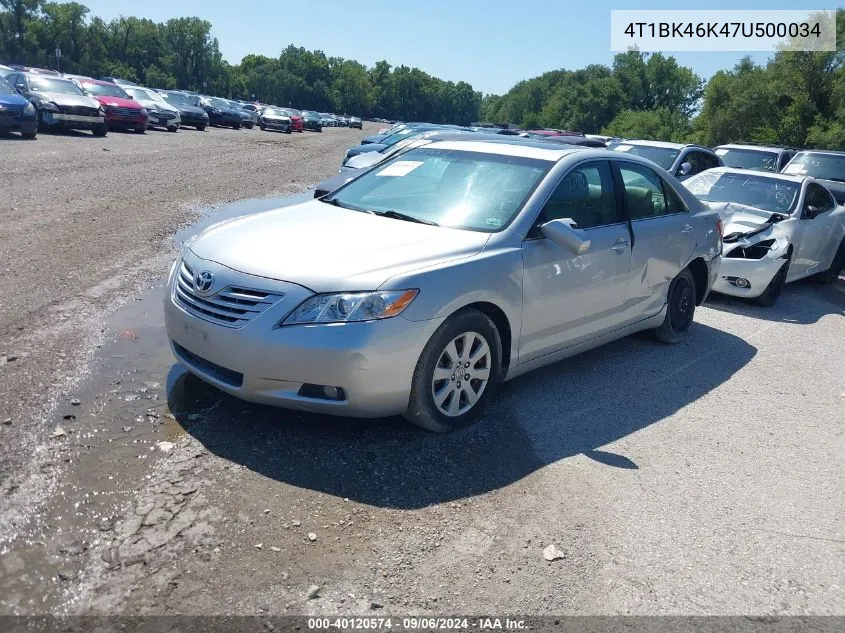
[{"x1": 164, "y1": 141, "x2": 722, "y2": 431}]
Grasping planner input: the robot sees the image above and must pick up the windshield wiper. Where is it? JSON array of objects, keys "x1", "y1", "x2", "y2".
[
  {"x1": 375, "y1": 210, "x2": 438, "y2": 226},
  {"x1": 322, "y1": 197, "x2": 374, "y2": 214}
]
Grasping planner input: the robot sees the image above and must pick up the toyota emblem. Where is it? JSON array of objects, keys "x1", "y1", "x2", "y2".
[{"x1": 194, "y1": 271, "x2": 214, "y2": 294}]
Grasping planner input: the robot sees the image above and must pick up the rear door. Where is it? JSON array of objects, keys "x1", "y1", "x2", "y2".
[
  {"x1": 614, "y1": 161, "x2": 698, "y2": 319},
  {"x1": 520, "y1": 160, "x2": 633, "y2": 361}
]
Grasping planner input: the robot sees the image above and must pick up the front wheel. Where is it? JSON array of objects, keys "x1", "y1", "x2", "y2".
[
  {"x1": 755, "y1": 258, "x2": 790, "y2": 307},
  {"x1": 92, "y1": 123, "x2": 108, "y2": 137},
  {"x1": 22, "y1": 131, "x2": 37, "y2": 139},
  {"x1": 260, "y1": 124, "x2": 266, "y2": 131},
  {"x1": 233, "y1": 123, "x2": 241, "y2": 130},
  {"x1": 653, "y1": 268, "x2": 696, "y2": 344},
  {"x1": 196, "y1": 123, "x2": 206, "y2": 131},
  {"x1": 167, "y1": 124, "x2": 179, "y2": 132},
  {"x1": 403, "y1": 309, "x2": 502, "y2": 433}
]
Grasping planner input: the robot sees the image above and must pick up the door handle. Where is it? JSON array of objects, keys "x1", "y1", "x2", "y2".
[
  {"x1": 611, "y1": 238, "x2": 630, "y2": 252},
  {"x1": 681, "y1": 224, "x2": 694, "y2": 234}
]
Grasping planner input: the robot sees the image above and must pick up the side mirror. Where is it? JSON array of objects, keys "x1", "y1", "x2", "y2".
[
  {"x1": 804, "y1": 205, "x2": 821, "y2": 219},
  {"x1": 541, "y1": 218, "x2": 591, "y2": 255},
  {"x1": 677, "y1": 162, "x2": 692, "y2": 177}
]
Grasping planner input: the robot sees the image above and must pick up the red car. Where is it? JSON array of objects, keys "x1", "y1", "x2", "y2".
[
  {"x1": 284, "y1": 108, "x2": 304, "y2": 132},
  {"x1": 78, "y1": 79, "x2": 148, "y2": 133}
]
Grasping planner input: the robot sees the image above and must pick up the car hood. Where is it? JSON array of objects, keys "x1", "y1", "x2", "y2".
[
  {"x1": 93, "y1": 95, "x2": 144, "y2": 109},
  {"x1": 703, "y1": 201, "x2": 790, "y2": 241},
  {"x1": 347, "y1": 143, "x2": 387, "y2": 159},
  {"x1": 0, "y1": 91, "x2": 30, "y2": 107},
  {"x1": 135, "y1": 98, "x2": 178, "y2": 112},
  {"x1": 189, "y1": 199, "x2": 491, "y2": 292},
  {"x1": 36, "y1": 92, "x2": 101, "y2": 109},
  {"x1": 175, "y1": 104, "x2": 205, "y2": 116},
  {"x1": 345, "y1": 151, "x2": 385, "y2": 170}
]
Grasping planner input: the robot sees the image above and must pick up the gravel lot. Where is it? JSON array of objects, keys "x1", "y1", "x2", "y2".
[{"x1": 0, "y1": 126, "x2": 843, "y2": 618}]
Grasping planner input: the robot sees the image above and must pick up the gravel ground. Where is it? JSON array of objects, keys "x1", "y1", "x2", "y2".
[{"x1": 0, "y1": 127, "x2": 843, "y2": 619}]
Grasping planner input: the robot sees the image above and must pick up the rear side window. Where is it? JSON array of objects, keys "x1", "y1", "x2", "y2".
[
  {"x1": 539, "y1": 161, "x2": 621, "y2": 229},
  {"x1": 618, "y1": 163, "x2": 668, "y2": 219}
]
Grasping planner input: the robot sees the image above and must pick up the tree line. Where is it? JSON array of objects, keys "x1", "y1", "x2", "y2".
[
  {"x1": 0, "y1": 1, "x2": 482, "y2": 123},
  {"x1": 2, "y1": 3, "x2": 843, "y2": 147},
  {"x1": 484, "y1": 10, "x2": 845, "y2": 149}
]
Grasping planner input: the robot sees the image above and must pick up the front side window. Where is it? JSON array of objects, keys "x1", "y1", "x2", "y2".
[
  {"x1": 803, "y1": 183, "x2": 835, "y2": 217},
  {"x1": 617, "y1": 163, "x2": 670, "y2": 219},
  {"x1": 539, "y1": 161, "x2": 621, "y2": 230},
  {"x1": 326, "y1": 147, "x2": 551, "y2": 232}
]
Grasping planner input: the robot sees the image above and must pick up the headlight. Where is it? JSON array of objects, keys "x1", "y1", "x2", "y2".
[
  {"x1": 24, "y1": 102, "x2": 35, "y2": 115},
  {"x1": 40, "y1": 101, "x2": 59, "y2": 112},
  {"x1": 140, "y1": 107, "x2": 148, "y2": 116},
  {"x1": 279, "y1": 290, "x2": 419, "y2": 326}
]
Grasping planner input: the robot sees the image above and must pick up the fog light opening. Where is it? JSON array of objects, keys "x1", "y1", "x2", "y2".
[
  {"x1": 298, "y1": 383, "x2": 347, "y2": 401},
  {"x1": 725, "y1": 276, "x2": 752, "y2": 289}
]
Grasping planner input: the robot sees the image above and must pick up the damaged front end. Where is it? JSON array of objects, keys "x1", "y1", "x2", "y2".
[{"x1": 708, "y1": 202, "x2": 792, "y2": 298}]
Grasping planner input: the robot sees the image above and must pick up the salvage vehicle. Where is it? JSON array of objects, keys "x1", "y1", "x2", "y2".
[
  {"x1": 124, "y1": 87, "x2": 181, "y2": 132},
  {"x1": 713, "y1": 143, "x2": 796, "y2": 173},
  {"x1": 258, "y1": 106, "x2": 292, "y2": 133},
  {"x1": 199, "y1": 96, "x2": 243, "y2": 129},
  {"x1": 157, "y1": 90, "x2": 209, "y2": 130},
  {"x1": 348, "y1": 115, "x2": 363, "y2": 129},
  {"x1": 782, "y1": 150, "x2": 845, "y2": 205},
  {"x1": 283, "y1": 108, "x2": 304, "y2": 132},
  {"x1": 6, "y1": 71, "x2": 107, "y2": 136},
  {"x1": 0, "y1": 74, "x2": 37, "y2": 138},
  {"x1": 612, "y1": 140, "x2": 723, "y2": 180},
  {"x1": 164, "y1": 141, "x2": 721, "y2": 432},
  {"x1": 684, "y1": 167, "x2": 845, "y2": 306},
  {"x1": 78, "y1": 79, "x2": 148, "y2": 133},
  {"x1": 227, "y1": 100, "x2": 254, "y2": 129}
]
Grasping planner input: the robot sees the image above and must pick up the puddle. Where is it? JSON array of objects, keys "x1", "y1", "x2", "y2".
[{"x1": 0, "y1": 193, "x2": 313, "y2": 613}]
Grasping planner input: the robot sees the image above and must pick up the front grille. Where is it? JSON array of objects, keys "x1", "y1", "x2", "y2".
[
  {"x1": 174, "y1": 260, "x2": 284, "y2": 328},
  {"x1": 155, "y1": 111, "x2": 176, "y2": 120},
  {"x1": 62, "y1": 105, "x2": 99, "y2": 117},
  {"x1": 173, "y1": 342, "x2": 244, "y2": 388},
  {"x1": 108, "y1": 106, "x2": 141, "y2": 118}
]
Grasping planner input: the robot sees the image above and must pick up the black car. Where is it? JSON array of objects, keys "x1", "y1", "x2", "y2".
[
  {"x1": 6, "y1": 71, "x2": 107, "y2": 136},
  {"x1": 158, "y1": 90, "x2": 209, "y2": 130},
  {"x1": 300, "y1": 110, "x2": 323, "y2": 132},
  {"x1": 199, "y1": 96, "x2": 243, "y2": 129}
]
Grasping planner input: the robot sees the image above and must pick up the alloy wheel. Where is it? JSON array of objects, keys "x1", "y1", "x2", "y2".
[{"x1": 431, "y1": 331, "x2": 491, "y2": 417}]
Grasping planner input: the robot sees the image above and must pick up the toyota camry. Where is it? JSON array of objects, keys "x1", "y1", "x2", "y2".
[{"x1": 165, "y1": 141, "x2": 722, "y2": 432}]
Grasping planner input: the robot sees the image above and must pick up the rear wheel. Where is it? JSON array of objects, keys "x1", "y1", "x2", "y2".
[
  {"x1": 653, "y1": 268, "x2": 696, "y2": 344},
  {"x1": 813, "y1": 239, "x2": 845, "y2": 284},
  {"x1": 403, "y1": 309, "x2": 502, "y2": 433}
]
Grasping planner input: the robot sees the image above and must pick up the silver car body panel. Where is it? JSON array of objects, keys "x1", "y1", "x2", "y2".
[{"x1": 166, "y1": 143, "x2": 721, "y2": 417}]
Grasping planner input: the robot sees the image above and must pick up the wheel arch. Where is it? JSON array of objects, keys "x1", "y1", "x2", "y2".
[
  {"x1": 450, "y1": 301, "x2": 513, "y2": 377},
  {"x1": 686, "y1": 257, "x2": 710, "y2": 305}
]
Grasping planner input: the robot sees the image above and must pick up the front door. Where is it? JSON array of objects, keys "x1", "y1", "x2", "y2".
[{"x1": 520, "y1": 160, "x2": 633, "y2": 362}]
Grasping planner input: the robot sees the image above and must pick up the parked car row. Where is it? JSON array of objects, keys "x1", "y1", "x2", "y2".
[{"x1": 0, "y1": 65, "x2": 364, "y2": 139}]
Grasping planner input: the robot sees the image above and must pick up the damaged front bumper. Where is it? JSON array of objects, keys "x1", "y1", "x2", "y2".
[{"x1": 713, "y1": 237, "x2": 790, "y2": 298}]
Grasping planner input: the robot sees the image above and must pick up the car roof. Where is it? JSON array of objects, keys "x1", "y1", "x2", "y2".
[
  {"x1": 621, "y1": 139, "x2": 696, "y2": 150},
  {"x1": 20, "y1": 72, "x2": 73, "y2": 81},
  {"x1": 715, "y1": 143, "x2": 793, "y2": 152},
  {"x1": 78, "y1": 78, "x2": 115, "y2": 86},
  {"x1": 703, "y1": 166, "x2": 808, "y2": 184},
  {"x1": 426, "y1": 139, "x2": 582, "y2": 161}
]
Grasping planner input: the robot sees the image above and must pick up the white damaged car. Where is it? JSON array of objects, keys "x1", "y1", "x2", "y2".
[{"x1": 683, "y1": 167, "x2": 845, "y2": 306}]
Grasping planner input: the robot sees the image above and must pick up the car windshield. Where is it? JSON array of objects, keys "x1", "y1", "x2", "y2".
[
  {"x1": 784, "y1": 152, "x2": 845, "y2": 182},
  {"x1": 325, "y1": 147, "x2": 551, "y2": 232},
  {"x1": 29, "y1": 76, "x2": 84, "y2": 95},
  {"x1": 263, "y1": 108, "x2": 287, "y2": 117},
  {"x1": 208, "y1": 97, "x2": 230, "y2": 108},
  {"x1": 83, "y1": 82, "x2": 129, "y2": 98},
  {"x1": 162, "y1": 92, "x2": 194, "y2": 106},
  {"x1": 684, "y1": 171, "x2": 800, "y2": 215},
  {"x1": 612, "y1": 143, "x2": 680, "y2": 170},
  {"x1": 127, "y1": 87, "x2": 157, "y2": 101},
  {"x1": 302, "y1": 110, "x2": 319, "y2": 118},
  {"x1": 716, "y1": 148, "x2": 779, "y2": 172},
  {"x1": 0, "y1": 76, "x2": 14, "y2": 94}
]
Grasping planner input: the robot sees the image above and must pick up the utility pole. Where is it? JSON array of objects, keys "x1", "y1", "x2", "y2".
[{"x1": 55, "y1": 48, "x2": 61, "y2": 73}]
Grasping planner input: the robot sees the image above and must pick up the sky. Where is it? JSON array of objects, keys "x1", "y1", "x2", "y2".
[{"x1": 79, "y1": 0, "x2": 841, "y2": 95}]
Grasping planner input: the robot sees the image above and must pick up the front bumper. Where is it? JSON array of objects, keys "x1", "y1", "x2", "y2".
[
  {"x1": 0, "y1": 115, "x2": 37, "y2": 133},
  {"x1": 42, "y1": 111, "x2": 104, "y2": 128},
  {"x1": 262, "y1": 119, "x2": 291, "y2": 130},
  {"x1": 163, "y1": 253, "x2": 441, "y2": 417},
  {"x1": 712, "y1": 256, "x2": 786, "y2": 299},
  {"x1": 148, "y1": 112, "x2": 180, "y2": 127}
]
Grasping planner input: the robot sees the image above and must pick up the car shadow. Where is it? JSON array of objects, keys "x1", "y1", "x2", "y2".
[
  {"x1": 0, "y1": 133, "x2": 36, "y2": 141},
  {"x1": 166, "y1": 322, "x2": 756, "y2": 509},
  {"x1": 705, "y1": 274, "x2": 845, "y2": 324}
]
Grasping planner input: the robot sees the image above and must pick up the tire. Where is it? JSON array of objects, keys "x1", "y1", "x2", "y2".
[
  {"x1": 233, "y1": 123, "x2": 241, "y2": 130},
  {"x1": 167, "y1": 124, "x2": 178, "y2": 132},
  {"x1": 245, "y1": 123, "x2": 253, "y2": 129},
  {"x1": 92, "y1": 123, "x2": 108, "y2": 137},
  {"x1": 285, "y1": 128, "x2": 291, "y2": 134},
  {"x1": 260, "y1": 124, "x2": 266, "y2": 131},
  {"x1": 754, "y1": 258, "x2": 790, "y2": 307},
  {"x1": 403, "y1": 309, "x2": 502, "y2": 433},
  {"x1": 135, "y1": 127, "x2": 146, "y2": 134},
  {"x1": 22, "y1": 131, "x2": 36, "y2": 139},
  {"x1": 652, "y1": 268, "x2": 696, "y2": 344},
  {"x1": 317, "y1": 126, "x2": 323, "y2": 133},
  {"x1": 813, "y1": 239, "x2": 845, "y2": 285},
  {"x1": 196, "y1": 124, "x2": 206, "y2": 131}
]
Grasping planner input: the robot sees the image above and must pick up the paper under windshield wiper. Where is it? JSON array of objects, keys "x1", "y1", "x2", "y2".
[{"x1": 375, "y1": 210, "x2": 438, "y2": 226}]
